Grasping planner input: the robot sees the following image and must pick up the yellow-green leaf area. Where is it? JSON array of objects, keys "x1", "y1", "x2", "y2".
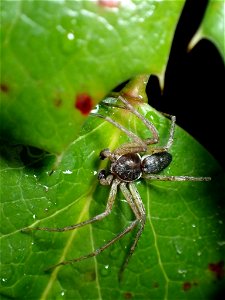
[{"x1": 0, "y1": 0, "x2": 184, "y2": 153}]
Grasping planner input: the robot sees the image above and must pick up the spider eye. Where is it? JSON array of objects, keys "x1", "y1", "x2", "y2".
[
  {"x1": 142, "y1": 152, "x2": 172, "y2": 174},
  {"x1": 98, "y1": 170, "x2": 106, "y2": 180}
]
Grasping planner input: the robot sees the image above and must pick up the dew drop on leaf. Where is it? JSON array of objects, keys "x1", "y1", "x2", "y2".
[
  {"x1": 61, "y1": 31, "x2": 76, "y2": 53},
  {"x1": 100, "y1": 265, "x2": 110, "y2": 277},
  {"x1": 61, "y1": 290, "x2": 65, "y2": 297},
  {"x1": 62, "y1": 170, "x2": 73, "y2": 175},
  {"x1": 178, "y1": 269, "x2": 187, "y2": 277}
]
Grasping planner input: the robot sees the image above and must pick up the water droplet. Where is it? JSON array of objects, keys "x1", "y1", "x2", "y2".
[
  {"x1": 60, "y1": 31, "x2": 76, "y2": 54},
  {"x1": 100, "y1": 265, "x2": 110, "y2": 277},
  {"x1": 1, "y1": 278, "x2": 7, "y2": 282},
  {"x1": 43, "y1": 185, "x2": 49, "y2": 192},
  {"x1": 32, "y1": 214, "x2": 36, "y2": 220},
  {"x1": 192, "y1": 224, "x2": 196, "y2": 228},
  {"x1": 178, "y1": 269, "x2": 187, "y2": 278},
  {"x1": 174, "y1": 242, "x2": 183, "y2": 255},
  {"x1": 197, "y1": 251, "x2": 202, "y2": 256},
  {"x1": 61, "y1": 291, "x2": 65, "y2": 297},
  {"x1": 67, "y1": 32, "x2": 75, "y2": 40},
  {"x1": 62, "y1": 170, "x2": 73, "y2": 175}
]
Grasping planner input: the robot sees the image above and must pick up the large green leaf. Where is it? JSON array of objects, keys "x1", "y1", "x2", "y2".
[
  {"x1": 1, "y1": 99, "x2": 224, "y2": 299},
  {"x1": 0, "y1": 0, "x2": 184, "y2": 153}
]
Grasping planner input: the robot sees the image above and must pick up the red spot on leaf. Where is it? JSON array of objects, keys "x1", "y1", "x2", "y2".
[
  {"x1": 183, "y1": 282, "x2": 192, "y2": 291},
  {"x1": 98, "y1": 0, "x2": 120, "y2": 8},
  {"x1": 0, "y1": 83, "x2": 9, "y2": 93},
  {"x1": 208, "y1": 260, "x2": 225, "y2": 280},
  {"x1": 75, "y1": 93, "x2": 93, "y2": 115}
]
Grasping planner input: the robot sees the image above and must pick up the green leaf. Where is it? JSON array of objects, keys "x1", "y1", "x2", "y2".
[
  {"x1": 190, "y1": 0, "x2": 225, "y2": 61},
  {"x1": 0, "y1": 0, "x2": 184, "y2": 153},
  {"x1": 1, "y1": 100, "x2": 224, "y2": 299}
]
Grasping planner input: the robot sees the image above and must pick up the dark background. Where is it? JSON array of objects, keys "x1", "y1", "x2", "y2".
[{"x1": 147, "y1": 0, "x2": 225, "y2": 170}]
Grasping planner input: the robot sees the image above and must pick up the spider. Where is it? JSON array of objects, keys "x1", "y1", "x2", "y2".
[{"x1": 22, "y1": 95, "x2": 211, "y2": 278}]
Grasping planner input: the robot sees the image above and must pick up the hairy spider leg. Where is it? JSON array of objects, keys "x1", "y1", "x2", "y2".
[
  {"x1": 143, "y1": 174, "x2": 211, "y2": 181},
  {"x1": 92, "y1": 112, "x2": 148, "y2": 155},
  {"x1": 45, "y1": 178, "x2": 144, "y2": 271},
  {"x1": 118, "y1": 182, "x2": 146, "y2": 281},
  {"x1": 45, "y1": 219, "x2": 140, "y2": 271},
  {"x1": 22, "y1": 178, "x2": 119, "y2": 233},
  {"x1": 149, "y1": 114, "x2": 176, "y2": 155},
  {"x1": 92, "y1": 96, "x2": 178, "y2": 157},
  {"x1": 104, "y1": 96, "x2": 178, "y2": 153},
  {"x1": 97, "y1": 95, "x2": 160, "y2": 146},
  {"x1": 118, "y1": 96, "x2": 159, "y2": 145},
  {"x1": 91, "y1": 96, "x2": 160, "y2": 156}
]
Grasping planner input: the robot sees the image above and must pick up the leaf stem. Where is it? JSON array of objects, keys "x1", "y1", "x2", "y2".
[{"x1": 121, "y1": 74, "x2": 150, "y2": 103}]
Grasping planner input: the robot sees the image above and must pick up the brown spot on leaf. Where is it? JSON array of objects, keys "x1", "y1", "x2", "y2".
[
  {"x1": 0, "y1": 83, "x2": 9, "y2": 93},
  {"x1": 54, "y1": 98, "x2": 63, "y2": 107},
  {"x1": 123, "y1": 292, "x2": 132, "y2": 299},
  {"x1": 193, "y1": 281, "x2": 198, "y2": 287},
  {"x1": 153, "y1": 282, "x2": 159, "y2": 288},
  {"x1": 84, "y1": 270, "x2": 96, "y2": 281},
  {"x1": 98, "y1": 0, "x2": 120, "y2": 8},
  {"x1": 208, "y1": 260, "x2": 225, "y2": 280},
  {"x1": 75, "y1": 93, "x2": 93, "y2": 115},
  {"x1": 183, "y1": 282, "x2": 192, "y2": 291}
]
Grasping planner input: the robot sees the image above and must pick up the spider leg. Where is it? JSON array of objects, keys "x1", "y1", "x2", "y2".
[
  {"x1": 149, "y1": 114, "x2": 176, "y2": 154},
  {"x1": 21, "y1": 179, "x2": 120, "y2": 233},
  {"x1": 45, "y1": 218, "x2": 140, "y2": 271},
  {"x1": 118, "y1": 95, "x2": 159, "y2": 145},
  {"x1": 91, "y1": 95, "x2": 160, "y2": 156},
  {"x1": 118, "y1": 182, "x2": 146, "y2": 281},
  {"x1": 143, "y1": 174, "x2": 211, "y2": 181},
  {"x1": 92, "y1": 112, "x2": 148, "y2": 154}
]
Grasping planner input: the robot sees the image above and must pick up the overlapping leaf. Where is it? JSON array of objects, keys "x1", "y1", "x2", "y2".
[{"x1": 1, "y1": 0, "x2": 184, "y2": 152}]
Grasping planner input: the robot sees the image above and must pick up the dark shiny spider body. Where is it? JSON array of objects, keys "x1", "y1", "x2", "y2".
[
  {"x1": 22, "y1": 95, "x2": 211, "y2": 279},
  {"x1": 108, "y1": 151, "x2": 172, "y2": 182}
]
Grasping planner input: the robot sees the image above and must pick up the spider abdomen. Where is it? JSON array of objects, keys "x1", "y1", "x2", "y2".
[
  {"x1": 111, "y1": 153, "x2": 142, "y2": 182},
  {"x1": 141, "y1": 152, "x2": 172, "y2": 174}
]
